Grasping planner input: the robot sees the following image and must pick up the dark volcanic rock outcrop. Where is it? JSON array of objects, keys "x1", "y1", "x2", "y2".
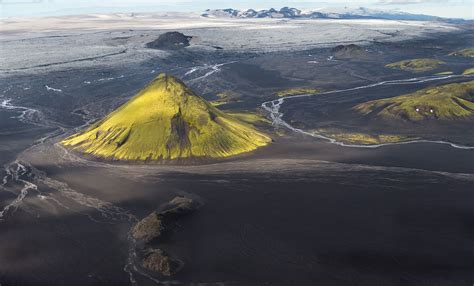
[
  {"x1": 142, "y1": 248, "x2": 182, "y2": 276},
  {"x1": 132, "y1": 196, "x2": 200, "y2": 243},
  {"x1": 161, "y1": 196, "x2": 200, "y2": 215},
  {"x1": 131, "y1": 196, "x2": 201, "y2": 277},
  {"x1": 146, "y1": 32, "x2": 192, "y2": 50},
  {"x1": 331, "y1": 44, "x2": 367, "y2": 59},
  {"x1": 132, "y1": 212, "x2": 164, "y2": 243}
]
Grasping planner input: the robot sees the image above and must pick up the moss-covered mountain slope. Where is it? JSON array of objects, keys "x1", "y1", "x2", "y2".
[
  {"x1": 61, "y1": 73, "x2": 271, "y2": 160},
  {"x1": 354, "y1": 81, "x2": 474, "y2": 121}
]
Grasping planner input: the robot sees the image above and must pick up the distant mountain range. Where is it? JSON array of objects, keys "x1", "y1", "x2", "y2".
[{"x1": 201, "y1": 7, "x2": 468, "y2": 23}]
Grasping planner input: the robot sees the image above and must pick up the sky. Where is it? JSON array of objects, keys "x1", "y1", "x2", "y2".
[{"x1": 0, "y1": 0, "x2": 472, "y2": 19}]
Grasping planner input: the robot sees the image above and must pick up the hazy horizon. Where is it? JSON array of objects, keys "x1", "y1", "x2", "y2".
[{"x1": 0, "y1": 0, "x2": 472, "y2": 19}]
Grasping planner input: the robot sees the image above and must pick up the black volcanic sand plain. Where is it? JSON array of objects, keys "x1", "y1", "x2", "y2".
[{"x1": 0, "y1": 27, "x2": 474, "y2": 286}]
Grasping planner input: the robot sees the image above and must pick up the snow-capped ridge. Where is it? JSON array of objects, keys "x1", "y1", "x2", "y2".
[{"x1": 202, "y1": 6, "x2": 467, "y2": 23}]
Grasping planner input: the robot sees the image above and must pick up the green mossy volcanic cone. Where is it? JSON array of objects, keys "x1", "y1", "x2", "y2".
[{"x1": 61, "y1": 73, "x2": 271, "y2": 160}]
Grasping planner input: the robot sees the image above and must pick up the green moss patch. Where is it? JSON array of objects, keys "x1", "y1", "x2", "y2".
[
  {"x1": 276, "y1": 88, "x2": 322, "y2": 97},
  {"x1": 450, "y1": 48, "x2": 474, "y2": 58},
  {"x1": 462, "y1": 68, "x2": 474, "y2": 75},
  {"x1": 435, "y1": 71, "x2": 453, "y2": 75},
  {"x1": 386, "y1": 58, "x2": 445, "y2": 72},
  {"x1": 315, "y1": 129, "x2": 416, "y2": 145}
]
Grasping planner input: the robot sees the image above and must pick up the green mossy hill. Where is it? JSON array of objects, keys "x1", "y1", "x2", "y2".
[
  {"x1": 61, "y1": 74, "x2": 271, "y2": 161},
  {"x1": 449, "y1": 48, "x2": 474, "y2": 58},
  {"x1": 354, "y1": 81, "x2": 474, "y2": 121},
  {"x1": 463, "y1": 68, "x2": 474, "y2": 75},
  {"x1": 386, "y1": 58, "x2": 445, "y2": 72}
]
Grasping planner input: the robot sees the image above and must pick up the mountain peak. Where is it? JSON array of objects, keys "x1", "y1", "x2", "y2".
[
  {"x1": 201, "y1": 6, "x2": 458, "y2": 22},
  {"x1": 61, "y1": 74, "x2": 271, "y2": 161}
]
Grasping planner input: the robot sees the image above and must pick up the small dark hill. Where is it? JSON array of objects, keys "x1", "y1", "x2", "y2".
[
  {"x1": 146, "y1": 32, "x2": 192, "y2": 50},
  {"x1": 331, "y1": 44, "x2": 367, "y2": 59}
]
